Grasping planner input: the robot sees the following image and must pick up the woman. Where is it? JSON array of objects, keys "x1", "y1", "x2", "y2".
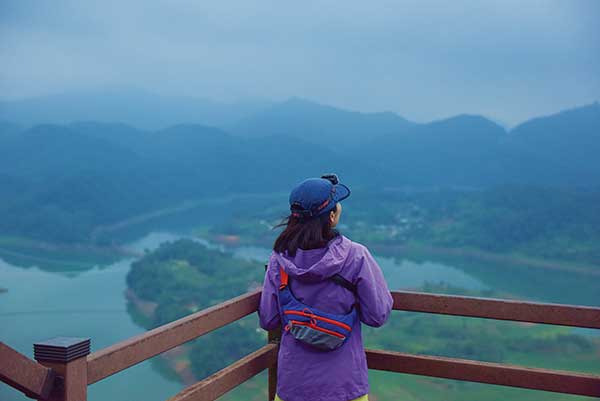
[{"x1": 258, "y1": 175, "x2": 393, "y2": 401}]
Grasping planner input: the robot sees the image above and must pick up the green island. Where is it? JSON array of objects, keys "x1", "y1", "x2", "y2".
[
  {"x1": 126, "y1": 239, "x2": 600, "y2": 401},
  {"x1": 126, "y1": 239, "x2": 266, "y2": 381}
]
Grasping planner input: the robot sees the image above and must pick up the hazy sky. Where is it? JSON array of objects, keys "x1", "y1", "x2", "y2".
[{"x1": 1, "y1": 0, "x2": 599, "y2": 125}]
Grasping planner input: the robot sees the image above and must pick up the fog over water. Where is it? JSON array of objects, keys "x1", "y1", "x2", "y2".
[{"x1": 1, "y1": 0, "x2": 599, "y2": 125}]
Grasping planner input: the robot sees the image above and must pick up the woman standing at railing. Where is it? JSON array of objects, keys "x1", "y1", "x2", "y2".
[{"x1": 259, "y1": 174, "x2": 393, "y2": 401}]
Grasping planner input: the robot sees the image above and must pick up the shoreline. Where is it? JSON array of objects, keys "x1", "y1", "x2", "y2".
[
  {"x1": 370, "y1": 242, "x2": 600, "y2": 277},
  {"x1": 125, "y1": 288, "x2": 197, "y2": 385},
  {"x1": 0, "y1": 236, "x2": 138, "y2": 271},
  {"x1": 203, "y1": 232, "x2": 600, "y2": 277},
  {"x1": 4, "y1": 228, "x2": 598, "y2": 279}
]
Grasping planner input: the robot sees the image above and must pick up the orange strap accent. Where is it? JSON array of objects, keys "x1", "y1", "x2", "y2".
[{"x1": 279, "y1": 266, "x2": 288, "y2": 290}]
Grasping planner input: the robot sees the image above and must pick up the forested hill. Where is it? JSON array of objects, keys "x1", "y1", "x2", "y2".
[
  {"x1": 505, "y1": 102, "x2": 600, "y2": 183},
  {"x1": 2, "y1": 100, "x2": 599, "y2": 188},
  {"x1": 361, "y1": 114, "x2": 507, "y2": 187},
  {"x1": 230, "y1": 97, "x2": 416, "y2": 148},
  {"x1": 0, "y1": 100, "x2": 599, "y2": 243},
  {"x1": 126, "y1": 239, "x2": 265, "y2": 379}
]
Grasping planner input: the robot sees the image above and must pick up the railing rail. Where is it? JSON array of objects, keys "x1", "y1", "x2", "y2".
[
  {"x1": 366, "y1": 349, "x2": 600, "y2": 397},
  {"x1": 87, "y1": 289, "x2": 261, "y2": 384},
  {"x1": 167, "y1": 344, "x2": 278, "y2": 401},
  {"x1": 2, "y1": 289, "x2": 599, "y2": 400},
  {"x1": 0, "y1": 342, "x2": 55, "y2": 399},
  {"x1": 392, "y1": 290, "x2": 600, "y2": 328}
]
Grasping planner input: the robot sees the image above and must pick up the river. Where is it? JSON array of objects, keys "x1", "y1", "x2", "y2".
[{"x1": 1, "y1": 231, "x2": 598, "y2": 401}]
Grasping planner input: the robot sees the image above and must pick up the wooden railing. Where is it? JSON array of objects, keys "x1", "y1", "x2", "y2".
[{"x1": 2, "y1": 289, "x2": 599, "y2": 400}]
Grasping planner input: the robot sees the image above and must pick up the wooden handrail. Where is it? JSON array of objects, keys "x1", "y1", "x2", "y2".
[
  {"x1": 167, "y1": 344, "x2": 278, "y2": 401},
  {"x1": 391, "y1": 290, "x2": 600, "y2": 328},
  {"x1": 366, "y1": 349, "x2": 600, "y2": 397},
  {"x1": 87, "y1": 289, "x2": 261, "y2": 384},
  {"x1": 3, "y1": 288, "x2": 600, "y2": 401},
  {"x1": 83, "y1": 288, "x2": 600, "y2": 385},
  {"x1": 0, "y1": 342, "x2": 56, "y2": 400}
]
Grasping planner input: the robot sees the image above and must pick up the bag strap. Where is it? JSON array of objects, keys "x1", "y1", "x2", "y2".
[
  {"x1": 330, "y1": 273, "x2": 357, "y2": 293},
  {"x1": 279, "y1": 267, "x2": 289, "y2": 290},
  {"x1": 278, "y1": 266, "x2": 355, "y2": 294}
]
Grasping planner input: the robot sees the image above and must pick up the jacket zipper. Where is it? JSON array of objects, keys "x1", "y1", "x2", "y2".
[
  {"x1": 284, "y1": 310, "x2": 352, "y2": 331},
  {"x1": 289, "y1": 320, "x2": 346, "y2": 339}
]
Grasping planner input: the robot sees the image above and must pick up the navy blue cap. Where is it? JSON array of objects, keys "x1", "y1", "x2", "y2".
[{"x1": 289, "y1": 177, "x2": 351, "y2": 219}]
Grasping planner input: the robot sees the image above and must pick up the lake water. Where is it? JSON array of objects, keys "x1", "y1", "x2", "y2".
[
  {"x1": 1, "y1": 231, "x2": 598, "y2": 401},
  {"x1": 0, "y1": 257, "x2": 183, "y2": 401}
]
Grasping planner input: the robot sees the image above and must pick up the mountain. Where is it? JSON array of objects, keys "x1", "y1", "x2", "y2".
[
  {"x1": 360, "y1": 103, "x2": 600, "y2": 187},
  {"x1": 230, "y1": 97, "x2": 415, "y2": 150},
  {"x1": 0, "y1": 124, "x2": 141, "y2": 179},
  {"x1": 0, "y1": 121, "x2": 351, "y2": 242},
  {"x1": 3, "y1": 102, "x2": 599, "y2": 193},
  {"x1": 1, "y1": 101, "x2": 600, "y2": 243},
  {"x1": 0, "y1": 124, "x2": 163, "y2": 241},
  {"x1": 0, "y1": 121, "x2": 23, "y2": 137},
  {"x1": 68, "y1": 122, "x2": 148, "y2": 150},
  {"x1": 505, "y1": 102, "x2": 600, "y2": 185},
  {"x1": 148, "y1": 124, "x2": 234, "y2": 157},
  {"x1": 362, "y1": 114, "x2": 508, "y2": 187},
  {"x1": 139, "y1": 124, "x2": 351, "y2": 194},
  {"x1": 0, "y1": 88, "x2": 273, "y2": 130}
]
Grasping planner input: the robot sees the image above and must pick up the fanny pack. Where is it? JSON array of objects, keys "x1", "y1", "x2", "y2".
[{"x1": 278, "y1": 266, "x2": 358, "y2": 351}]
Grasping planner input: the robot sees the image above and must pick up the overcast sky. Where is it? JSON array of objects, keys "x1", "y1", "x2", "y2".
[{"x1": 1, "y1": 0, "x2": 599, "y2": 125}]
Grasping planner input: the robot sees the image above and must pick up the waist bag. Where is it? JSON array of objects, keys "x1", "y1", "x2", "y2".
[{"x1": 278, "y1": 266, "x2": 358, "y2": 351}]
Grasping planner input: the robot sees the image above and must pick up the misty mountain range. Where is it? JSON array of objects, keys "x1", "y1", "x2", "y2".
[
  {"x1": 0, "y1": 88, "x2": 275, "y2": 130},
  {"x1": 1, "y1": 90, "x2": 599, "y2": 186},
  {"x1": 0, "y1": 90, "x2": 599, "y2": 242}
]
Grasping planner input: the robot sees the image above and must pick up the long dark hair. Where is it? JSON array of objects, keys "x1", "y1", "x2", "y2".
[{"x1": 273, "y1": 204, "x2": 340, "y2": 257}]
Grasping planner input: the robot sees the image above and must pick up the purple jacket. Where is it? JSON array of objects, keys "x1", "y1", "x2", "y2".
[{"x1": 258, "y1": 235, "x2": 393, "y2": 401}]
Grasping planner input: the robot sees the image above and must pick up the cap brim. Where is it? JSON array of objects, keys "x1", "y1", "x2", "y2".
[{"x1": 332, "y1": 183, "x2": 351, "y2": 203}]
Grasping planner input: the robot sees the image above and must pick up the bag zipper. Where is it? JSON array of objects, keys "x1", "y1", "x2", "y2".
[
  {"x1": 289, "y1": 320, "x2": 346, "y2": 339},
  {"x1": 284, "y1": 310, "x2": 352, "y2": 331}
]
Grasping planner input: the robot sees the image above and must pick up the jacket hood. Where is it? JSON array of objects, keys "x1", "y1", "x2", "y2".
[{"x1": 273, "y1": 234, "x2": 352, "y2": 283}]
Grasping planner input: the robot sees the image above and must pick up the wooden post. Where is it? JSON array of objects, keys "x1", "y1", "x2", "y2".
[
  {"x1": 267, "y1": 328, "x2": 281, "y2": 401},
  {"x1": 34, "y1": 337, "x2": 90, "y2": 401}
]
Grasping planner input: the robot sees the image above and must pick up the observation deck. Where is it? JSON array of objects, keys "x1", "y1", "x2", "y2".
[{"x1": 2, "y1": 289, "x2": 600, "y2": 400}]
